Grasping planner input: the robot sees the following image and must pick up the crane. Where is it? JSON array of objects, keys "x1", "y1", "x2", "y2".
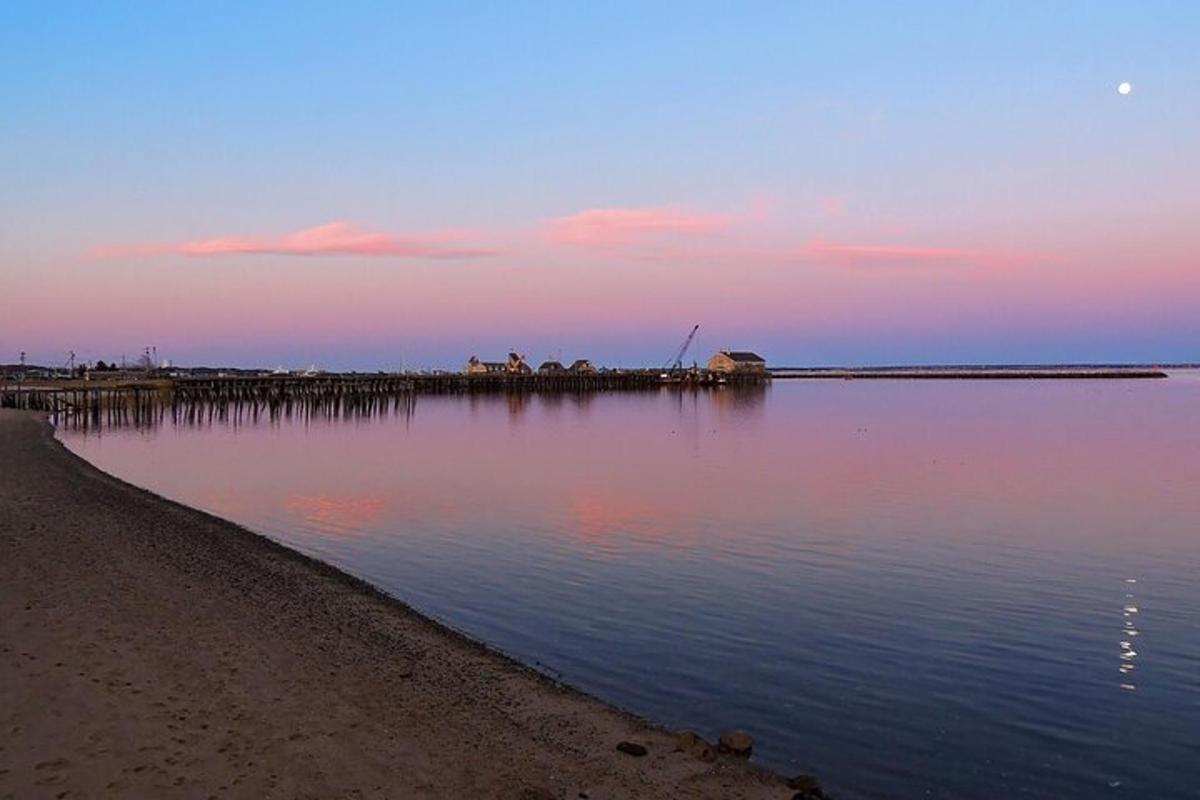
[{"x1": 663, "y1": 324, "x2": 700, "y2": 374}]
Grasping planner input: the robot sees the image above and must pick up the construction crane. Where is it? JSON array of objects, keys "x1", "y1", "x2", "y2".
[{"x1": 663, "y1": 324, "x2": 700, "y2": 373}]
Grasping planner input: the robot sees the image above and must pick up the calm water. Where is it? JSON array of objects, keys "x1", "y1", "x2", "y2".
[{"x1": 60, "y1": 376, "x2": 1200, "y2": 799}]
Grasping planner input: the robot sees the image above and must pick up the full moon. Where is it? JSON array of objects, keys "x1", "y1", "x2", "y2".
[{"x1": 1118, "y1": 81, "x2": 1133, "y2": 95}]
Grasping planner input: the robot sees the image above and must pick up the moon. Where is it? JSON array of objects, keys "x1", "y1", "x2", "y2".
[{"x1": 1118, "y1": 81, "x2": 1133, "y2": 95}]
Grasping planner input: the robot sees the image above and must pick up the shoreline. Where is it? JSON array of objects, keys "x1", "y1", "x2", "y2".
[{"x1": 0, "y1": 410, "x2": 801, "y2": 799}]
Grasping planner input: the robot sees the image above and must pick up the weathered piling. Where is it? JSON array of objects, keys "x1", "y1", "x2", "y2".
[{"x1": 0, "y1": 381, "x2": 173, "y2": 430}]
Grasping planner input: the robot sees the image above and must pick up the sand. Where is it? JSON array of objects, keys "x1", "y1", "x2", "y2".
[{"x1": 0, "y1": 410, "x2": 801, "y2": 799}]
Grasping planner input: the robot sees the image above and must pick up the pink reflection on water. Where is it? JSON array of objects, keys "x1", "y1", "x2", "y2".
[
  {"x1": 59, "y1": 378, "x2": 1200, "y2": 562},
  {"x1": 284, "y1": 493, "x2": 392, "y2": 537}
]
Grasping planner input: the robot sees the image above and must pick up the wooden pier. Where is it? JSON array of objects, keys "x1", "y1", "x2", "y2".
[
  {"x1": 0, "y1": 369, "x2": 766, "y2": 429},
  {"x1": 0, "y1": 381, "x2": 173, "y2": 428},
  {"x1": 1, "y1": 364, "x2": 1170, "y2": 431}
]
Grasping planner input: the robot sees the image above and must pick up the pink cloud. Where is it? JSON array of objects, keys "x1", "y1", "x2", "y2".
[
  {"x1": 90, "y1": 221, "x2": 499, "y2": 260},
  {"x1": 544, "y1": 206, "x2": 731, "y2": 248}
]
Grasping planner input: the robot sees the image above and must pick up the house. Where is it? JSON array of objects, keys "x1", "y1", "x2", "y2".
[
  {"x1": 465, "y1": 353, "x2": 531, "y2": 375},
  {"x1": 465, "y1": 356, "x2": 506, "y2": 375},
  {"x1": 707, "y1": 350, "x2": 767, "y2": 373},
  {"x1": 537, "y1": 360, "x2": 565, "y2": 374},
  {"x1": 505, "y1": 352, "x2": 532, "y2": 374},
  {"x1": 568, "y1": 359, "x2": 596, "y2": 374}
]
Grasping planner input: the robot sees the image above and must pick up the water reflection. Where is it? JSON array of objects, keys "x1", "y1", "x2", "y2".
[
  {"x1": 1120, "y1": 578, "x2": 1139, "y2": 691},
  {"x1": 58, "y1": 378, "x2": 1200, "y2": 800},
  {"x1": 285, "y1": 493, "x2": 392, "y2": 537}
]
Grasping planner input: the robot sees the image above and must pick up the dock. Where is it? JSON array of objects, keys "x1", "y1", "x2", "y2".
[
  {"x1": 0, "y1": 370, "x2": 764, "y2": 428},
  {"x1": 1, "y1": 364, "x2": 1172, "y2": 429}
]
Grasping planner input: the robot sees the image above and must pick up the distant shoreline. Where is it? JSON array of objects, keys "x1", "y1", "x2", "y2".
[
  {"x1": 770, "y1": 366, "x2": 1169, "y2": 380},
  {"x1": 0, "y1": 409, "x2": 797, "y2": 799},
  {"x1": 3, "y1": 361, "x2": 1194, "y2": 379}
]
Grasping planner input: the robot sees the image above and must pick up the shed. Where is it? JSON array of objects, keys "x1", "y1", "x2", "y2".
[
  {"x1": 506, "y1": 352, "x2": 532, "y2": 374},
  {"x1": 707, "y1": 350, "x2": 767, "y2": 373},
  {"x1": 568, "y1": 359, "x2": 597, "y2": 374},
  {"x1": 465, "y1": 356, "x2": 507, "y2": 375}
]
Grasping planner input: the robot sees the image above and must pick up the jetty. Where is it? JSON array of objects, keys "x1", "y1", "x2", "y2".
[
  {"x1": 0, "y1": 361, "x2": 1173, "y2": 428},
  {"x1": 0, "y1": 369, "x2": 764, "y2": 428}
]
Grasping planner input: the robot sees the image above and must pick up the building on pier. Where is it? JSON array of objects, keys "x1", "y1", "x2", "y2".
[
  {"x1": 537, "y1": 360, "x2": 565, "y2": 374},
  {"x1": 464, "y1": 356, "x2": 505, "y2": 375},
  {"x1": 465, "y1": 352, "x2": 532, "y2": 375},
  {"x1": 568, "y1": 359, "x2": 596, "y2": 375},
  {"x1": 506, "y1": 352, "x2": 532, "y2": 374},
  {"x1": 707, "y1": 350, "x2": 767, "y2": 374}
]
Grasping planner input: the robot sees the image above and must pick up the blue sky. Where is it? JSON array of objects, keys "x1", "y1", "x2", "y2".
[{"x1": 2, "y1": 2, "x2": 1198, "y2": 368}]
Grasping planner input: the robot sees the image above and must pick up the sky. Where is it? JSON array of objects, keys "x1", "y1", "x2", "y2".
[{"x1": 2, "y1": 1, "x2": 1198, "y2": 369}]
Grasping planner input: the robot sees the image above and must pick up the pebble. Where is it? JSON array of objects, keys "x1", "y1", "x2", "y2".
[
  {"x1": 717, "y1": 729, "x2": 754, "y2": 757},
  {"x1": 675, "y1": 731, "x2": 717, "y2": 762},
  {"x1": 787, "y1": 772, "x2": 830, "y2": 799},
  {"x1": 615, "y1": 741, "x2": 647, "y2": 757}
]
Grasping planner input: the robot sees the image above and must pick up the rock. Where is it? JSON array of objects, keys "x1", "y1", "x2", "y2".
[
  {"x1": 786, "y1": 774, "x2": 819, "y2": 790},
  {"x1": 787, "y1": 772, "x2": 829, "y2": 799},
  {"x1": 675, "y1": 731, "x2": 717, "y2": 762},
  {"x1": 717, "y1": 729, "x2": 754, "y2": 757},
  {"x1": 517, "y1": 788, "x2": 556, "y2": 800},
  {"x1": 615, "y1": 741, "x2": 647, "y2": 757}
]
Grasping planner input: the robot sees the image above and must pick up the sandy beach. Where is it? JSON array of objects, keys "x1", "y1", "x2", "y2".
[{"x1": 0, "y1": 410, "x2": 801, "y2": 799}]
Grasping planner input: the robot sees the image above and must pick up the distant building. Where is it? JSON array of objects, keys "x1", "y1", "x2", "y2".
[
  {"x1": 465, "y1": 353, "x2": 531, "y2": 375},
  {"x1": 707, "y1": 350, "x2": 767, "y2": 373},
  {"x1": 506, "y1": 352, "x2": 532, "y2": 374},
  {"x1": 537, "y1": 360, "x2": 565, "y2": 374},
  {"x1": 465, "y1": 356, "x2": 506, "y2": 375},
  {"x1": 568, "y1": 359, "x2": 596, "y2": 374}
]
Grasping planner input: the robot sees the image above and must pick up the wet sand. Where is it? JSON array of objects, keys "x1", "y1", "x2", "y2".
[{"x1": 0, "y1": 410, "x2": 799, "y2": 799}]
